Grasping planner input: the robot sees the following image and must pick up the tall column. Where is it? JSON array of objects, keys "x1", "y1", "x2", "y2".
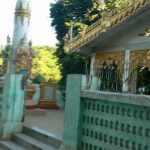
[
  {"x1": 0, "y1": 0, "x2": 31, "y2": 139},
  {"x1": 90, "y1": 53, "x2": 96, "y2": 76},
  {"x1": 8, "y1": 0, "x2": 31, "y2": 74},
  {"x1": 122, "y1": 49, "x2": 130, "y2": 92},
  {"x1": 62, "y1": 75, "x2": 86, "y2": 150}
]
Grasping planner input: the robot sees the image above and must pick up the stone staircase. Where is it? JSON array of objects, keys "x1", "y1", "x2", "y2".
[{"x1": 0, "y1": 126, "x2": 62, "y2": 150}]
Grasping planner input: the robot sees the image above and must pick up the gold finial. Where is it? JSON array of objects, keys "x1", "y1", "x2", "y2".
[
  {"x1": 15, "y1": 0, "x2": 31, "y2": 17},
  {"x1": 7, "y1": 35, "x2": 11, "y2": 45}
]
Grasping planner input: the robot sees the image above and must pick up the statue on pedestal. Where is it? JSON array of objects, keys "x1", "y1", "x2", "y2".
[{"x1": 2, "y1": 35, "x2": 11, "y2": 75}]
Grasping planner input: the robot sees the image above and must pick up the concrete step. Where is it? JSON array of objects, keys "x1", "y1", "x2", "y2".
[
  {"x1": 23, "y1": 126, "x2": 62, "y2": 149},
  {"x1": 12, "y1": 133, "x2": 57, "y2": 150},
  {"x1": 0, "y1": 141, "x2": 26, "y2": 150},
  {"x1": 25, "y1": 109, "x2": 46, "y2": 116}
]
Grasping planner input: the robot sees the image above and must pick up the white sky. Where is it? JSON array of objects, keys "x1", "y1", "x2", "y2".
[{"x1": 0, "y1": 0, "x2": 58, "y2": 47}]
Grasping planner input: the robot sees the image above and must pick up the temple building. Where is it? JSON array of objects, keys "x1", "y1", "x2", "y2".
[{"x1": 65, "y1": 0, "x2": 150, "y2": 95}]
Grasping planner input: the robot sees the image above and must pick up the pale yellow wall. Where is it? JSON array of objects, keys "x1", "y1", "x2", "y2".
[{"x1": 94, "y1": 50, "x2": 125, "y2": 72}]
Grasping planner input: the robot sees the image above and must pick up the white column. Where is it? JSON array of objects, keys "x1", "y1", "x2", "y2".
[
  {"x1": 0, "y1": 0, "x2": 31, "y2": 139},
  {"x1": 90, "y1": 53, "x2": 96, "y2": 76},
  {"x1": 8, "y1": 0, "x2": 31, "y2": 74},
  {"x1": 122, "y1": 49, "x2": 130, "y2": 92},
  {"x1": 89, "y1": 53, "x2": 99, "y2": 90}
]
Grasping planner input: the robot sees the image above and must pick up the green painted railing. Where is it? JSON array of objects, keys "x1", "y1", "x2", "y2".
[
  {"x1": 81, "y1": 93, "x2": 150, "y2": 150},
  {"x1": 62, "y1": 74, "x2": 150, "y2": 150}
]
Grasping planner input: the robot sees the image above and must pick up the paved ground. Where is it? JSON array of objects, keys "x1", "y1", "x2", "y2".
[{"x1": 24, "y1": 109, "x2": 64, "y2": 138}]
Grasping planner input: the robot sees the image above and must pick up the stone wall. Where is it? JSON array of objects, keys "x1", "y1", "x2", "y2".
[
  {"x1": 62, "y1": 74, "x2": 150, "y2": 150},
  {"x1": 81, "y1": 91, "x2": 150, "y2": 150}
]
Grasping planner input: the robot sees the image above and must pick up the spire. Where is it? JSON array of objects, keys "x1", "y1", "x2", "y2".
[
  {"x1": 8, "y1": 0, "x2": 32, "y2": 74},
  {"x1": 7, "y1": 35, "x2": 11, "y2": 45},
  {"x1": 15, "y1": 0, "x2": 31, "y2": 17}
]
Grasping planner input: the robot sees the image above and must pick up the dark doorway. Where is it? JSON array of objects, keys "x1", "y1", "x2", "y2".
[{"x1": 136, "y1": 66, "x2": 150, "y2": 95}]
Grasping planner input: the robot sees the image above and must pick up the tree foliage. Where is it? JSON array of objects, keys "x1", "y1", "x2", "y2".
[
  {"x1": 50, "y1": 0, "x2": 101, "y2": 38},
  {"x1": 50, "y1": 0, "x2": 97, "y2": 86},
  {"x1": 31, "y1": 46, "x2": 62, "y2": 83},
  {"x1": 50, "y1": 0, "x2": 126, "y2": 86},
  {"x1": 100, "y1": 0, "x2": 131, "y2": 10}
]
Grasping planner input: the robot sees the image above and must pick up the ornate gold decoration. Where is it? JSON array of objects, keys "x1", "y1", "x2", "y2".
[
  {"x1": 15, "y1": 1, "x2": 31, "y2": 17},
  {"x1": 147, "y1": 50, "x2": 150, "y2": 60},
  {"x1": 130, "y1": 49, "x2": 150, "y2": 69},
  {"x1": 13, "y1": 46, "x2": 36, "y2": 73},
  {"x1": 65, "y1": 0, "x2": 150, "y2": 53},
  {"x1": 95, "y1": 51, "x2": 125, "y2": 72}
]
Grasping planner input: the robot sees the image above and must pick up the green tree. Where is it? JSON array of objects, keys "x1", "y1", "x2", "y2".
[
  {"x1": 50, "y1": 0, "x2": 101, "y2": 39},
  {"x1": 50, "y1": 0, "x2": 126, "y2": 86},
  {"x1": 50, "y1": 0, "x2": 94, "y2": 86},
  {"x1": 31, "y1": 46, "x2": 62, "y2": 83},
  {"x1": 51, "y1": 0, "x2": 130, "y2": 37}
]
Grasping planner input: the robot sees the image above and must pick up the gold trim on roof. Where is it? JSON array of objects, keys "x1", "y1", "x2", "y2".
[{"x1": 65, "y1": 0, "x2": 150, "y2": 53}]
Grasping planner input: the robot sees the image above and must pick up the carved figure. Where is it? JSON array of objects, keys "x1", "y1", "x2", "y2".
[{"x1": 13, "y1": 46, "x2": 36, "y2": 75}]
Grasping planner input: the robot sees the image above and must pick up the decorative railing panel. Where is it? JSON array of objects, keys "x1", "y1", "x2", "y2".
[
  {"x1": 93, "y1": 51, "x2": 124, "y2": 92},
  {"x1": 81, "y1": 98, "x2": 150, "y2": 150},
  {"x1": 87, "y1": 68, "x2": 122, "y2": 92}
]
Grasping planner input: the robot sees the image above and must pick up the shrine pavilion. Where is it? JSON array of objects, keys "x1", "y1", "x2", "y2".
[{"x1": 64, "y1": 0, "x2": 150, "y2": 95}]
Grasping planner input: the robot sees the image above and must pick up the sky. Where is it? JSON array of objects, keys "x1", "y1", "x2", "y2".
[{"x1": 0, "y1": 0, "x2": 58, "y2": 47}]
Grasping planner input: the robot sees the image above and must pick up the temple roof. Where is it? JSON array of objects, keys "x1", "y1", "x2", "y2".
[{"x1": 64, "y1": 0, "x2": 150, "y2": 55}]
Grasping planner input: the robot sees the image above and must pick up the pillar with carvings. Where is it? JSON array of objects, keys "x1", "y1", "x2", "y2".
[
  {"x1": 8, "y1": 0, "x2": 32, "y2": 74},
  {"x1": 0, "y1": 0, "x2": 35, "y2": 139}
]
